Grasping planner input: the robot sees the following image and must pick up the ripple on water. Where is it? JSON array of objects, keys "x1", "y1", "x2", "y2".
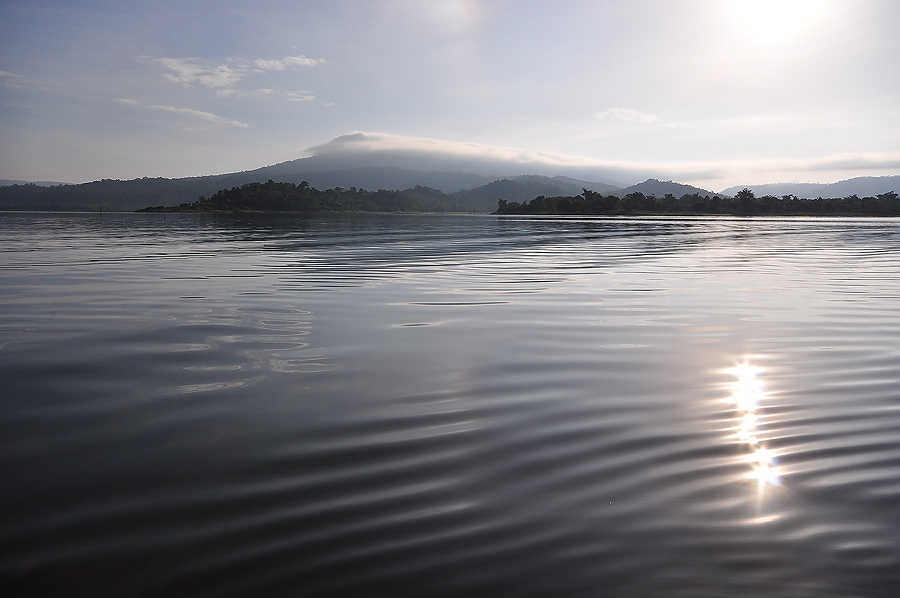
[{"x1": 1, "y1": 214, "x2": 899, "y2": 597}]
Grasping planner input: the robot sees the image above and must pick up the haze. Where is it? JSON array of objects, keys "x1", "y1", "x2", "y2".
[{"x1": 1, "y1": 0, "x2": 898, "y2": 191}]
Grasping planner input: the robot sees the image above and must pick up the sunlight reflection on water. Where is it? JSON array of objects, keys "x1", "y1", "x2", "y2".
[{"x1": 729, "y1": 361, "x2": 781, "y2": 512}]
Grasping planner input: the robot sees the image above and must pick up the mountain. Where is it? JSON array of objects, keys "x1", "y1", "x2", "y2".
[
  {"x1": 614, "y1": 179, "x2": 718, "y2": 198},
  {"x1": 547, "y1": 176, "x2": 621, "y2": 195},
  {"x1": 451, "y1": 175, "x2": 620, "y2": 211},
  {"x1": 0, "y1": 179, "x2": 70, "y2": 187},
  {"x1": 0, "y1": 132, "x2": 627, "y2": 211},
  {"x1": 6, "y1": 129, "x2": 894, "y2": 212},
  {"x1": 0, "y1": 175, "x2": 264, "y2": 212},
  {"x1": 0, "y1": 170, "x2": 619, "y2": 213},
  {"x1": 721, "y1": 176, "x2": 900, "y2": 199},
  {"x1": 245, "y1": 165, "x2": 495, "y2": 194},
  {"x1": 295, "y1": 132, "x2": 631, "y2": 187}
]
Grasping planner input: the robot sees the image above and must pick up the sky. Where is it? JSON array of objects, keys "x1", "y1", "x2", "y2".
[{"x1": 1, "y1": 0, "x2": 898, "y2": 190}]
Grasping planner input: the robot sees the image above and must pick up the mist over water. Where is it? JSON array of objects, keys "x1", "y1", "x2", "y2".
[{"x1": 2, "y1": 213, "x2": 899, "y2": 597}]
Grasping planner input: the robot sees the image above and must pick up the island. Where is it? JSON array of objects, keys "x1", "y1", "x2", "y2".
[
  {"x1": 136, "y1": 179, "x2": 485, "y2": 213},
  {"x1": 494, "y1": 188, "x2": 900, "y2": 216},
  {"x1": 137, "y1": 180, "x2": 899, "y2": 217}
]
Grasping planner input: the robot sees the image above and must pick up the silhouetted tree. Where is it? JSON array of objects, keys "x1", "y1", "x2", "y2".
[{"x1": 735, "y1": 188, "x2": 755, "y2": 215}]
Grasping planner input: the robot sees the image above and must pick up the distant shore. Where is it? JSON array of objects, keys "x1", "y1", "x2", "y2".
[{"x1": 493, "y1": 188, "x2": 900, "y2": 217}]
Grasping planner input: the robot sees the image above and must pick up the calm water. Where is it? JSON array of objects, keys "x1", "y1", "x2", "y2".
[{"x1": 2, "y1": 212, "x2": 899, "y2": 597}]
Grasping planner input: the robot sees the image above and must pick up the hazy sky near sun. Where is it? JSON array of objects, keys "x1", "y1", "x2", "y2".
[{"x1": 1, "y1": 0, "x2": 898, "y2": 189}]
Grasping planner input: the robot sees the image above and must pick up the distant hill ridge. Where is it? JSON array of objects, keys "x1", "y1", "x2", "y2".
[
  {"x1": 0, "y1": 179, "x2": 70, "y2": 187},
  {"x1": 613, "y1": 179, "x2": 716, "y2": 198},
  {"x1": 0, "y1": 168, "x2": 620, "y2": 212},
  {"x1": 451, "y1": 176, "x2": 619, "y2": 207},
  {"x1": 721, "y1": 176, "x2": 900, "y2": 199},
  {"x1": 1, "y1": 155, "x2": 897, "y2": 212}
]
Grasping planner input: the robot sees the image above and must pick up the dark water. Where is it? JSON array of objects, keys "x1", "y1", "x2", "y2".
[{"x1": 2, "y1": 212, "x2": 899, "y2": 597}]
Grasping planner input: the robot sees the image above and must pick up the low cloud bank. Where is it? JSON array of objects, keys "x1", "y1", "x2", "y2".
[
  {"x1": 305, "y1": 132, "x2": 900, "y2": 191},
  {"x1": 307, "y1": 132, "x2": 655, "y2": 186}
]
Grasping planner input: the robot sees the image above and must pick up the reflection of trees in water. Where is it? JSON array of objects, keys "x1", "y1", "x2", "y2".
[
  {"x1": 147, "y1": 213, "x2": 900, "y2": 293},
  {"x1": 29, "y1": 212, "x2": 899, "y2": 285}
]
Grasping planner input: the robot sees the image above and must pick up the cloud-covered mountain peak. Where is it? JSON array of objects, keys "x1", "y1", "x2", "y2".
[{"x1": 301, "y1": 132, "x2": 630, "y2": 185}]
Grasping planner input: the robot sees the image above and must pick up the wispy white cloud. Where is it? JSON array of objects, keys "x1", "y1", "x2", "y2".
[
  {"x1": 147, "y1": 105, "x2": 249, "y2": 128},
  {"x1": 154, "y1": 55, "x2": 324, "y2": 90},
  {"x1": 803, "y1": 152, "x2": 900, "y2": 172},
  {"x1": 285, "y1": 91, "x2": 316, "y2": 103},
  {"x1": 0, "y1": 70, "x2": 28, "y2": 89},
  {"x1": 156, "y1": 58, "x2": 243, "y2": 89},
  {"x1": 115, "y1": 98, "x2": 248, "y2": 128},
  {"x1": 216, "y1": 88, "x2": 275, "y2": 99},
  {"x1": 213, "y1": 88, "x2": 315, "y2": 103},
  {"x1": 594, "y1": 108, "x2": 660, "y2": 124},
  {"x1": 692, "y1": 153, "x2": 900, "y2": 182},
  {"x1": 253, "y1": 59, "x2": 287, "y2": 71},
  {"x1": 282, "y1": 55, "x2": 324, "y2": 67},
  {"x1": 253, "y1": 55, "x2": 324, "y2": 71}
]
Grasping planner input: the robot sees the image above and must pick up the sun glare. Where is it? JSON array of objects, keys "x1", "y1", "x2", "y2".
[
  {"x1": 728, "y1": 361, "x2": 781, "y2": 508},
  {"x1": 724, "y1": 0, "x2": 832, "y2": 44}
]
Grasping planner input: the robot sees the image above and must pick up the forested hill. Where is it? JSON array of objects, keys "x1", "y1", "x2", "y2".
[
  {"x1": 495, "y1": 188, "x2": 900, "y2": 216},
  {"x1": 137, "y1": 180, "x2": 486, "y2": 213},
  {"x1": 1, "y1": 173, "x2": 598, "y2": 212}
]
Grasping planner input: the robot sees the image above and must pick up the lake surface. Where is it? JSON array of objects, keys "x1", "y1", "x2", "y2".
[{"x1": 2, "y1": 212, "x2": 899, "y2": 597}]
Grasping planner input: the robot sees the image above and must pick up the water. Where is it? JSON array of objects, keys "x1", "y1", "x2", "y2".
[{"x1": 1, "y1": 212, "x2": 899, "y2": 597}]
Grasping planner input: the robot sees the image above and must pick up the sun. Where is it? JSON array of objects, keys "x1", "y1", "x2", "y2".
[{"x1": 724, "y1": 0, "x2": 832, "y2": 45}]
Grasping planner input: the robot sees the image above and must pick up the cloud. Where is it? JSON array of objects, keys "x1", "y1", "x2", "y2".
[
  {"x1": 0, "y1": 70, "x2": 28, "y2": 89},
  {"x1": 594, "y1": 108, "x2": 661, "y2": 124},
  {"x1": 146, "y1": 105, "x2": 249, "y2": 128},
  {"x1": 699, "y1": 153, "x2": 900, "y2": 180},
  {"x1": 305, "y1": 132, "x2": 900, "y2": 189},
  {"x1": 157, "y1": 58, "x2": 243, "y2": 89},
  {"x1": 305, "y1": 132, "x2": 652, "y2": 184},
  {"x1": 216, "y1": 88, "x2": 275, "y2": 99},
  {"x1": 154, "y1": 55, "x2": 324, "y2": 90},
  {"x1": 668, "y1": 153, "x2": 900, "y2": 190},
  {"x1": 254, "y1": 55, "x2": 324, "y2": 71},
  {"x1": 283, "y1": 55, "x2": 324, "y2": 67},
  {"x1": 310, "y1": 131, "x2": 642, "y2": 168},
  {"x1": 804, "y1": 152, "x2": 900, "y2": 172},
  {"x1": 285, "y1": 91, "x2": 316, "y2": 103},
  {"x1": 253, "y1": 59, "x2": 287, "y2": 71},
  {"x1": 115, "y1": 98, "x2": 248, "y2": 128}
]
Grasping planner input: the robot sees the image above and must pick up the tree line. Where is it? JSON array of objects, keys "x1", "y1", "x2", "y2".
[
  {"x1": 494, "y1": 188, "x2": 900, "y2": 216},
  {"x1": 137, "y1": 180, "x2": 485, "y2": 213}
]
